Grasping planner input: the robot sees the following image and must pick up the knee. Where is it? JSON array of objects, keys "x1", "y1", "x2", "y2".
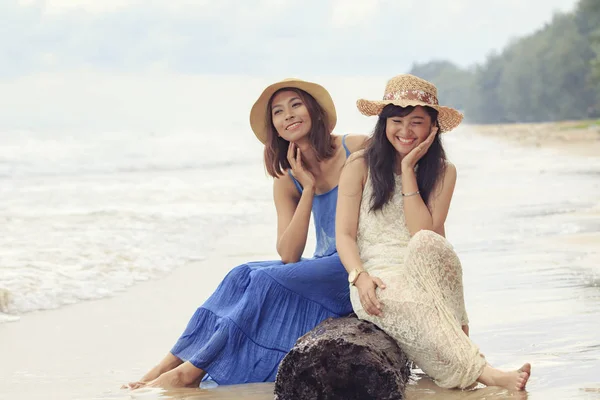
[
  {"x1": 407, "y1": 230, "x2": 456, "y2": 260},
  {"x1": 221, "y1": 264, "x2": 253, "y2": 286},
  {"x1": 227, "y1": 263, "x2": 250, "y2": 277},
  {"x1": 412, "y1": 229, "x2": 439, "y2": 241}
]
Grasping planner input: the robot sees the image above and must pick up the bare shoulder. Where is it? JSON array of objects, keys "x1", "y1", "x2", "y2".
[
  {"x1": 273, "y1": 171, "x2": 300, "y2": 200},
  {"x1": 433, "y1": 160, "x2": 457, "y2": 197},
  {"x1": 342, "y1": 134, "x2": 369, "y2": 152},
  {"x1": 444, "y1": 160, "x2": 457, "y2": 181},
  {"x1": 342, "y1": 150, "x2": 368, "y2": 184}
]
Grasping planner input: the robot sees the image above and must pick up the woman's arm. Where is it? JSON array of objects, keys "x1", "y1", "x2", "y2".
[
  {"x1": 273, "y1": 175, "x2": 314, "y2": 264},
  {"x1": 335, "y1": 154, "x2": 367, "y2": 274},
  {"x1": 336, "y1": 154, "x2": 385, "y2": 316},
  {"x1": 401, "y1": 162, "x2": 457, "y2": 237}
]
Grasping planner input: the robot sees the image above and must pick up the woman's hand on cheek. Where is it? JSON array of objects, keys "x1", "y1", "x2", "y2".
[{"x1": 401, "y1": 126, "x2": 438, "y2": 172}]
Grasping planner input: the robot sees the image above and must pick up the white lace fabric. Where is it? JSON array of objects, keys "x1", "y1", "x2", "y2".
[{"x1": 350, "y1": 173, "x2": 486, "y2": 389}]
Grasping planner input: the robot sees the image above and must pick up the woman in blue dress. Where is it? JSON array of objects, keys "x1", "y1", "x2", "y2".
[{"x1": 126, "y1": 78, "x2": 366, "y2": 389}]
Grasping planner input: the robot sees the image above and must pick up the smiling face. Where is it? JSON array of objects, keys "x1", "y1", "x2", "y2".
[
  {"x1": 385, "y1": 106, "x2": 434, "y2": 156},
  {"x1": 270, "y1": 90, "x2": 313, "y2": 143},
  {"x1": 263, "y1": 86, "x2": 337, "y2": 177}
]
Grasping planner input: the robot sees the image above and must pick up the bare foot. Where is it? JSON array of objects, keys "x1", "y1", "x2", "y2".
[
  {"x1": 121, "y1": 365, "x2": 164, "y2": 389},
  {"x1": 516, "y1": 363, "x2": 531, "y2": 389},
  {"x1": 122, "y1": 381, "x2": 144, "y2": 390},
  {"x1": 145, "y1": 369, "x2": 200, "y2": 389},
  {"x1": 121, "y1": 354, "x2": 183, "y2": 390},
  {"x1": 478, "y1": 363, "x2": 531, "y2": 391},
  {"x1": 134, "y1": 362, "x2": 206, "y2": 389}
]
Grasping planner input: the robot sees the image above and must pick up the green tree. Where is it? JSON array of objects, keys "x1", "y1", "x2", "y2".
[
  {"x1": 409, "y1": 61, "x2": 475, "y2": 113},
  {"x1": 469, "y1": 53, "x2": 506, "y2": 123},
  {"x1": 497, "y1": 12, "x2": 595, "y2": 121},
  {"x1": 576, "y1": 0, "x2": 600, "y2": 115},
  {"x1": 406, "y1": 0, "x2": 600, "y2": 123}
]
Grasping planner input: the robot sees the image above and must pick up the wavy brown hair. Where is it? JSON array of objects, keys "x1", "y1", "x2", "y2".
[
  {"x1": 365, "y1": 104, "x2": 447, "y2": 211},
  {"x1": 263, "y1": 88, "x2": 336, "y2": 177}
]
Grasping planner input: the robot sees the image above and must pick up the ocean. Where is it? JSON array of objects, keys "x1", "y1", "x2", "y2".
[{"x1": 0, "y1": 74, "x2": 599, "y2": 398}]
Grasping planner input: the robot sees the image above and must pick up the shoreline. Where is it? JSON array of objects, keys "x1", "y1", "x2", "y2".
[
  {"x1": 466, "y1": 119, "x2": 600, "y2": 158},
  {"x1": 459, "y1": 122, "x2": 600, "y2": 400},
  {"x1": 467, "y1": 119, "x2": 600, "y2": 266},
  {"x1": 0, "y1": 219, "x2": 281, "y2": 400},
  {"x1": 1, "y1": 120, "x2": 599, "y2": 400}
]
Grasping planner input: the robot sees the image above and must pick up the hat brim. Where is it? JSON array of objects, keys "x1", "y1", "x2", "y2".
[
  {"x1": 356, "y1": 99, "x2": 463, "y2": 133},
  {"x1": 250, "y1": 79, "x2": 337, "y2": 144}
]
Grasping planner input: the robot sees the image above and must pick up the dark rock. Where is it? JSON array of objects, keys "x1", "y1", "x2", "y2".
[{"x1": 274, "y1": 315, "x2": 411, "y2": 400}]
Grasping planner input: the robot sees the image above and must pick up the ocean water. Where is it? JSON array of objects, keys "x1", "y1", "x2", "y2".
[
  {"x1": 1, "y1": 124, "x2": 599, "y2": 399},
  {"x1": 0, "y1": 128, "x2": 269, "y2": 321},
  {"x1": 441, "y1": 130, "x2": 600, "y2": 399}
]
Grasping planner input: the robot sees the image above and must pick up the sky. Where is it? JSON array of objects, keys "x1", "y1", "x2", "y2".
[{"x1": 0, "y1": 0, "x2": 581, "y2": 132}]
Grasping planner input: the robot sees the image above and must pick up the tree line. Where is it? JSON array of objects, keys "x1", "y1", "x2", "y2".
[{"x1": 410, "y1": 0, "x2": 600, "y2": 124}]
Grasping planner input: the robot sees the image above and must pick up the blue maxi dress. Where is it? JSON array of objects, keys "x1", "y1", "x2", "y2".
[{"x1": 170, "y1": 136, "x2": 353, "y2": 384}]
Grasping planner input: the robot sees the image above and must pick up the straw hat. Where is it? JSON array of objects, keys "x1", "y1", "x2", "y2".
[
  {"x1": 249, "y1": 78, "x2": 337, "y2": 144},
  {"x1": 356, "y1": 74, "x2": 463, "y2": 133}
]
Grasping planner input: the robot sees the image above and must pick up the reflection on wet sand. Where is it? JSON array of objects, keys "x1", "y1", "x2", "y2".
[
  {"x1": 120, "y1": 377, "x2": 533, "y2": 400},
  {"x1": 122, "y1": 379, "x2": 600, "y2": 400},
  {"x1": 405, "y1": 374, "x2": 528, "y2": 400},
  {"x1": 122, "y1": 383, "x2": 275, "y2": 400}
]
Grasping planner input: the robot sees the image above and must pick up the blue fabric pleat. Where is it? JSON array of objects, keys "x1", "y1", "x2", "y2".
[{"x1": 170, "y1": 135, "x2": 353, "y2": 384}]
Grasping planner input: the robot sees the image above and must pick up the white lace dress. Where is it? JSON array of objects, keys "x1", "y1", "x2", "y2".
[{"x1": 350, "y1": 173, "x2": 487, "y2": 389}]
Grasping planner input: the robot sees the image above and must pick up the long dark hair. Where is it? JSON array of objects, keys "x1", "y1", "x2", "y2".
[
  {"x1": 364, "y1": 104, "x2": 447, "y2": 211},
  {"x1": 263, "y1": 88, "x2": 336, "y2": 177}
]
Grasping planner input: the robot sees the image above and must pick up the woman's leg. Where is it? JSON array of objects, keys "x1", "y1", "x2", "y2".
[
  {"x1": 124, "y1": 264, "x2": 256, "y2": 389},
  {"x1": 398, "y1": 231, "x2": 532, "y2": 390}
]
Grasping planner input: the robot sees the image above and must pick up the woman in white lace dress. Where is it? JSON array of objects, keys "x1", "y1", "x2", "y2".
[{"x1": 336, "y1": 74, "x2": 531, "y2": 391}]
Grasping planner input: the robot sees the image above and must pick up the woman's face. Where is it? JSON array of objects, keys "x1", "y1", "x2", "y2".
[
  {"x1": 270, "y1": 90, "x2": 312, "y2": 143},
  {"x1": 385, "y1": 106, "x2": 434, "y2": 156}
]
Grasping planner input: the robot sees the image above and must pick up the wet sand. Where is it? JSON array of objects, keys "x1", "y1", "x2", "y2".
[
  {"x1": 2, "y1": 123, "x2": 600, "y2": 400},
  {"x1": 0, "y1": 225, "x2": 282, "y2": 400}
]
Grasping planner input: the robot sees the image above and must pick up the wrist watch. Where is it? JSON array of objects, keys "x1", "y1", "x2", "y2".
[{"x1": 348, "y1": 268, "x2": 367, "y2": 286}]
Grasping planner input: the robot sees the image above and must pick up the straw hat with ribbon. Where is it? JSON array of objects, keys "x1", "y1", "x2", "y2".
[
  {"x1": 356, "y1": 74, "x2": 463, "y2": 133},
  {"x1": 250, "y1": 78, "x2": 337, "y2": 144}
]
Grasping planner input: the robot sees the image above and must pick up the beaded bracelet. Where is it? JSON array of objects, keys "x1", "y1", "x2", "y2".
[{"x1": 401, "y1": 190, "x2": 420, "y2": 197}]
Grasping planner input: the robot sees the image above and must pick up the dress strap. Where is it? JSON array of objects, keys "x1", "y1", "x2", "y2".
[
  {"x1": 288, "y1": 169, "x2": 303, "y2": 193},
  {"x1": 342, "y1": 134, "x2": 351, "y2": 158}
]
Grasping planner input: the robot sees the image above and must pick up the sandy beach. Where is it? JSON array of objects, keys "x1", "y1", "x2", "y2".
[
  {"x1": 0, "y1": 220, "x2": 281, "y2": 400},
  {"x1": 467, "y1": 119, "x2": 600, "y2": 158},
  {"x1": 1, "y1": 121, "x2": 599, "y2": 400},
  {"x1": 467, "y1": 120, "x2": 600, "y2": 261}
]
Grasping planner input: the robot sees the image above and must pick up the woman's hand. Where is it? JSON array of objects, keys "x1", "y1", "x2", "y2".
[
  {"x1": 401, "y1": 127, "x2": 438, "y2": 172},
  {"x1": 287, "y1": 143, "x2": 315, "y2": 191},
  {"x1": 354, "y1": 272, "x2": 386, "y2": 316}
]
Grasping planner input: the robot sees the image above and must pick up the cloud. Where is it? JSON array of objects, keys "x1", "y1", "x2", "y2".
[
  {"x1": 0, "y1": 0, "x2": 582, "y2": 134},
  {"x1": 1, "y1": 0, "x2": 580, "y2": 79},
  {"x1": 331, "y1": 0, "x2": 381, "y2": 28},
  {"x1": 18, "y1": 0, "x2": 215, "y2": 14}
]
